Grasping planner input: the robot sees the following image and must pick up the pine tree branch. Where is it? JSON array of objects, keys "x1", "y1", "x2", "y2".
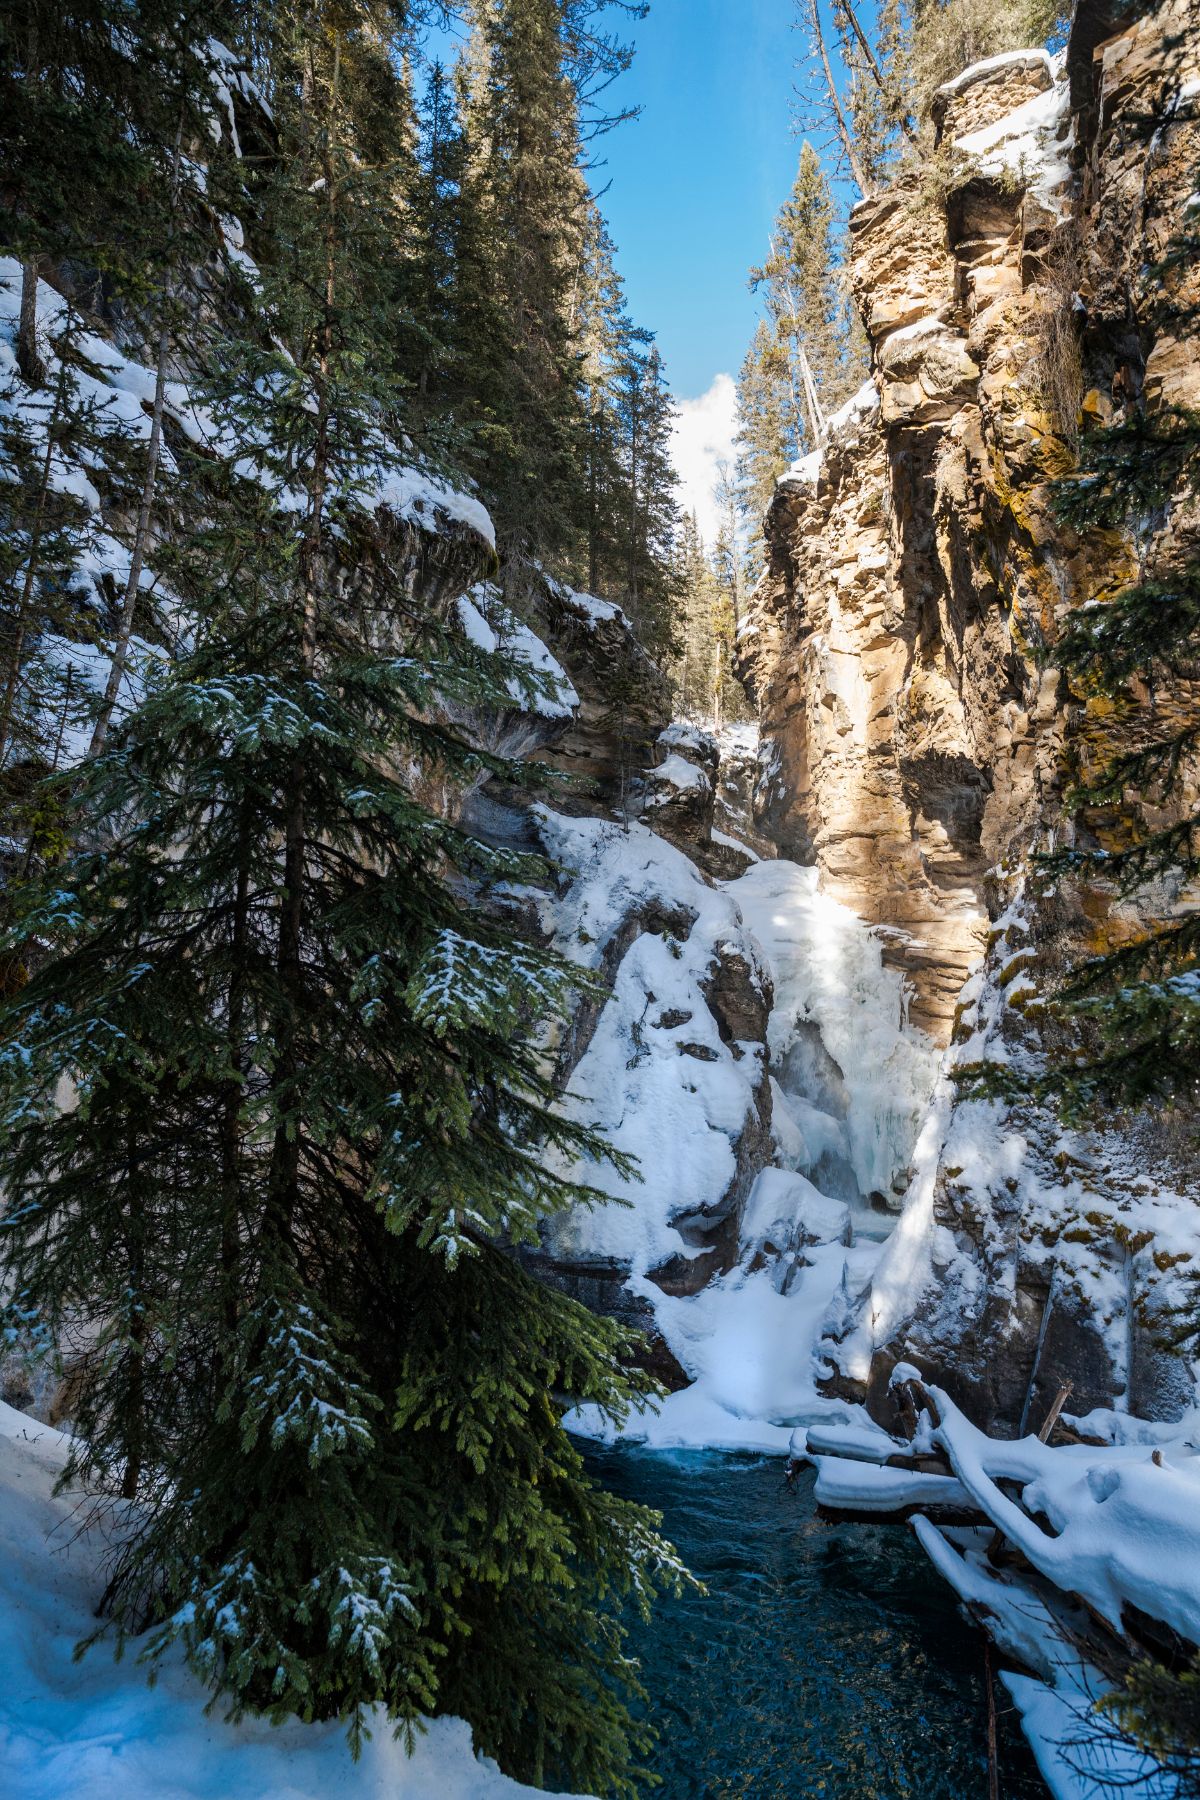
[
  {"x1": 797, "y1": 0, "x2": 870, "y2": 196},
  {"x1": 832, "y1": 0, "x2": 918, "y2": 147}
]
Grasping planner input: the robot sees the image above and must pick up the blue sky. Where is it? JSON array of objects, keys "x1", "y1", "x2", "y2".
[
  {"x1": 592, "y1": 0, "x2": 802, "y2": 398},
  {"x1": 594, "y1": 0, "x2": 806, "y2": 534}
]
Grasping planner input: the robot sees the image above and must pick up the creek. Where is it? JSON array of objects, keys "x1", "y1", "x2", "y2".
[{"x1": 588, "y1": 1444, "x2": 1045, "y2": 1799}]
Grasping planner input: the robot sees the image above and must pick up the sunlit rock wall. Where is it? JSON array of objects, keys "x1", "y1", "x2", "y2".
[{"x1": 739, "y1": 0, "x2": 1200, "y2": 1428}]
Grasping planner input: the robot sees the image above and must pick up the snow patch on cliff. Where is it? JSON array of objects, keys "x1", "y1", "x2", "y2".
[{"x1": 535, "y1": 810, "x2": 769, "y2": 1279}]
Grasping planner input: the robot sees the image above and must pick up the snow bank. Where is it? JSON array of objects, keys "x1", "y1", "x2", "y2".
[
  {"x1": 0, "y1": 1404, "x2": 581, "y2": 1800},
  {"x1": 566, "y1": 1239, "x2": 884, "y2": 1455}
]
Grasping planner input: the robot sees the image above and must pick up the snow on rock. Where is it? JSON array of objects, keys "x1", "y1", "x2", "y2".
[
  {"x1": 534, "y1": 809, "x2": 769, "y2": 1281},
  {"x1": 936, "y1": 45, "x2": 1059, "y2": 101},
  {"x1": 374, "y1": 465, "x2": 495, "y2": 552},
  {"x1": 0, "y1": 258, "x2": 496, "y2": 766},
  {"x1": 554, "y1": 585, "x2": 628, "y2": 632},
  {"x1": 828, "y1": 886, "x2": 1200, "y2": 1417},
  {"x1": 0, "y1": 1403, "x2": 584, "y2": 1800},
  {"x1": 642, "y1": 752, "x2": 711, "y2": 800},
  {"x1": 457, "y1": 586, "x2": 577, "y2": 719},
  {"x1": 953, "y1": 63, "x2": 1074, "y2": 210},
  {"x1": 780, "y1": 380, "x2": 879, "y2": 490},
  {"x1": 656, "y1": 722, "x2": 719, "y2": 768},
  {"x1": 739, "y1": 1167, "x2": 851, "y2": 1266}
]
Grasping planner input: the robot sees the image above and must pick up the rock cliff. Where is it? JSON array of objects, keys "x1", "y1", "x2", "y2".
[{"x1": 737, "y1": 0, "x2": 1200, "y2": 1429}]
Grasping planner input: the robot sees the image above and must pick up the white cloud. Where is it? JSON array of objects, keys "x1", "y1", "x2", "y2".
[{"x1": 671, "y1": 372, "x2": 738, "y2": 548}]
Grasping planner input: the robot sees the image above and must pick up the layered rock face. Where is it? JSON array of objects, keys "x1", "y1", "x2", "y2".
[
  {"x1": 740, "y1": 1, "x2": 1197, "y2": 1046},
  {"x1": 739, "y1": 0, "x2": 1200, "y2": 1428}
]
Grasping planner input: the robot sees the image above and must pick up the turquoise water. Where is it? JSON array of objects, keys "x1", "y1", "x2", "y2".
[{"x1": 588, "y1": 1445, "x2": 1045, "y2": 1800}]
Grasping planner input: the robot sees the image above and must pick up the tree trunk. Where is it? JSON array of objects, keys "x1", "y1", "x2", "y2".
[
  {"x1": 834, "y1": 0, "x2": 920, "y2": 147},
  {"x1": 16, "y1": 259, "x2": 45, "y2": 388},
  {"x1": 88, "y1": 109, "x2": 186, "y2": 758},
  {"x1": 267, "y1": 43, "x2": 336, "y2": 1239},
  {"x1": 121, "y1": 1127, "x2": 147, "y2": 1502},
  {"x1": 804, "y1": 0, "x2": 871, "y2": 196},
  {"x1": 220, "y1": 815, "x2": 252, "y2": 1353}
]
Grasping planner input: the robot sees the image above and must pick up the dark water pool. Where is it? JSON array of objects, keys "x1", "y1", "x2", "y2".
[{"x1": 587, "y1": 1445, "x2": 1045, "y2": 1800}]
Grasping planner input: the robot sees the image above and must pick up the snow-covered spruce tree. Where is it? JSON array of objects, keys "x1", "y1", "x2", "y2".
[{"x1": 0, "y1": 5, "x2": 682, "y2": 1791}]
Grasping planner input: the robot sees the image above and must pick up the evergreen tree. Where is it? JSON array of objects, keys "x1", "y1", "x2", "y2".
[
  {"x1": 907, "y1": 0, "x2": 1070, "y2": 129},
  {"x1": 0, "y1": 5, "x2": 683, "y2": 1791},
  {"x1": 672, "y1": 506, "x2": 750, "y2": 730},
  {"x1": 736, "y1": 319, "x2": 793, "y2": 573},
  {"x1": 457, "y1": 0, "x2": 591, "y2": 577},
  {"x1": 575, "y1": 203, "x2": 633, "y2": 596},
  {"x1": 711, "y1": 469, "x2": 752, "y2": 726},
  {"x1": 609, "y1": 339, "x2": 681, "y2": 657},
  {"x1": 751, "y1": 141, "x2": 857, "y2": 439},
  {"x1": 673, "y1": 511, "x2": 719, "y2": 719}
]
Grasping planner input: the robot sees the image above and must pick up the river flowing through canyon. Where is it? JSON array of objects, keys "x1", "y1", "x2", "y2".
[{"x1": 589, "y1": 1444, "x2": 1044, "y2": 1799}]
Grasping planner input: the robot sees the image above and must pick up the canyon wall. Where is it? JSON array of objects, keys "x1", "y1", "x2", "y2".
[{"x1": 738, "y1": 0, "x2": 1200, "y2": 1430}]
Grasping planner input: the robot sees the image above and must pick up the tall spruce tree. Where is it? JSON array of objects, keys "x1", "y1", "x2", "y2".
[
  {"x1": 0, "y1": 5, "x2": 683, "y2": 1792},
  {"x1": 750, "y1": 141, "x2": 856, "y2": 439},
  {"x1": 736, "y1": 319, "x2": 793, "y2": 574},
  {"x1": 673, "y1": 511, "x2": 719, "y2": 720},
  {"x1": 458, "y1": 0, "x2": 591, "y2": 577},
  {"x1": 610, "y1": 339, "x2": 681, "y2": 657}
]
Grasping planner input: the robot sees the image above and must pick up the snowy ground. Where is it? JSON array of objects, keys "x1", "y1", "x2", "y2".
[{"x1": 0, "y1": 1404, "x2": 588, "y2": 1800}]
